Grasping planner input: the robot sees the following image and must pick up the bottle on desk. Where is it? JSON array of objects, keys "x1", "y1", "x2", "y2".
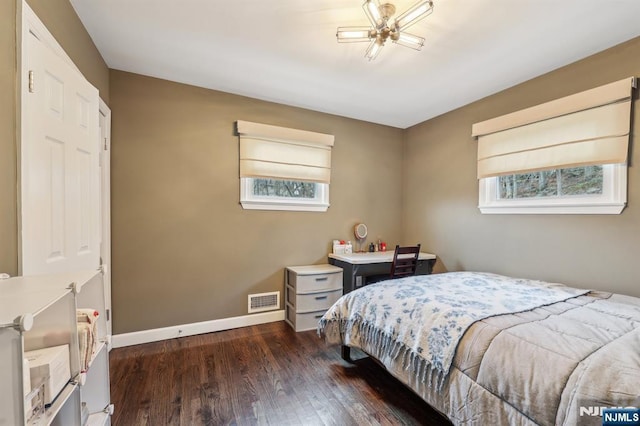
[{"x1": 345, "y1": 241, "x2": 353, "y2": 254}]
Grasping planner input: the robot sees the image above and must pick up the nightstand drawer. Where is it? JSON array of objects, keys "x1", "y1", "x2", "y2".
[
  {"x1": 286, "y1": 286, "x2": 342, "y2": 312},
  {"x1": 287, "y1": 269, "x2": 342, "y2": 293},
  {"x1": 285, "y1": 304, "x2": 326, "y2": 332}
]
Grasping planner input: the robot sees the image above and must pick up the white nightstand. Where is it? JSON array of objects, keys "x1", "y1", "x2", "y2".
[{"x1": 285, "y1": 264, "x2": 343, "y2": 332}]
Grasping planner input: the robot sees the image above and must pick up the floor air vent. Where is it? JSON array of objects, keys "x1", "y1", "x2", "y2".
[{"x1": 248, "y1": 291, "x2": 280, "y2": 313}]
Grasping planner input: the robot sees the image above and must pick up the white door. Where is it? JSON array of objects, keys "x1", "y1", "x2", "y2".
[
  {"x1": 99, "y1": 100, "x2": 112, "y2": 339},
  {"x1": 21, "y1": 30, "x2": 100, "y2": 275}
]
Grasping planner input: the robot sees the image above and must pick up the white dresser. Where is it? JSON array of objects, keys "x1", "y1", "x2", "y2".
[{"x1": 285, "y1": 264, "x2": 343, "y2": 332}]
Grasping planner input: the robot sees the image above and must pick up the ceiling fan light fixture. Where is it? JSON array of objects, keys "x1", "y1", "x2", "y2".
[
  {"x1": 337, "y1": 26, "x2": 375, "y2": 43},
  {"x1": 394, "y1": 0, "x2": 434, "y2": 31},
  {"x1": 337, "y1": 0, "x2": 434, "y2": 60}
]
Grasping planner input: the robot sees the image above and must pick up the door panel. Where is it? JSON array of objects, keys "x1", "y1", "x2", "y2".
[
  {"x1": 46, "y1": 136, "x2": 65, "y2": 262},
  {"x1": 22, "y1": 31, "x2": 100, "y2": 275}
]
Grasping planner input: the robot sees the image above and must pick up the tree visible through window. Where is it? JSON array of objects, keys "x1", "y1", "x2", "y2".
[
  {"x1": 252, "y1": 179, "x2": 317, "y2": 199},
  {"x1": 498, "y1": 166, "x2": 603, "y2": 199}
]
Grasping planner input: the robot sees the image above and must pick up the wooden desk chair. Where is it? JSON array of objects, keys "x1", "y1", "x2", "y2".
[{"x1": 389, "y1": 244, "x2": 421, "y2": 279}]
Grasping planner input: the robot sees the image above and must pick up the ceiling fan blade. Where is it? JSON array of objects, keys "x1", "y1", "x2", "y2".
[
  {"x1": 392, "y1": 32, "x2": 425, "y2": 50},
  {"x1": 336, "y1": 26, "x2": 374, "y2": 43}
]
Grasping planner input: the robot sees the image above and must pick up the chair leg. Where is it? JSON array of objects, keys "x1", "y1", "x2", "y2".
[{"x1": 341, "y1": 345, "x2": 352, "y2": 362}]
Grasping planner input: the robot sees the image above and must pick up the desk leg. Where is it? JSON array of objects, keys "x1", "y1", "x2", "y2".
[{"x1": 341, "y1": 345, "x2": 352, "y2": 362}]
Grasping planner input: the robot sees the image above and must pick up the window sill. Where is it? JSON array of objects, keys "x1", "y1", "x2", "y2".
[
  {"x1": 478, "y1": 202, "x2": 625, "y2": 215},
  {"x1": 240, "y1": 200, "x2": 329, "y2": 212}
]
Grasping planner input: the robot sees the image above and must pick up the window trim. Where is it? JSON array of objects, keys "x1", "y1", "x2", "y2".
[
  {"x1": 478, "y1": 164, "x2": 627, "y2": 214},
  {"x1": 240, "y1": 178, "x2": 330, "y2": 212}
]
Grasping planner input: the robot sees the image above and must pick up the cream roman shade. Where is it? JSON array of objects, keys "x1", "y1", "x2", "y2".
[
  {"x1": 472, "y1": 77, "x2": 636, "y2": 179},
  {"x1": 237, "y1": 120, "x2": 335, "y2": 183}
]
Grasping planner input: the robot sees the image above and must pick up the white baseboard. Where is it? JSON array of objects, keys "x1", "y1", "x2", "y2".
[{"x1": 112, "y1": 309, "x2": 285, "y2": 348}]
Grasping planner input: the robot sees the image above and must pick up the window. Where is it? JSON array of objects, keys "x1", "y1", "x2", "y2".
[
  {"x1": 479, "y1": 164, "x2": 626, "y2": 214},
  {"x1": 472, "y1": 77, "x2": 634, "y2": 215},
  {"x1": 236, "y1": 120, "x2": 334, "y2": 212},
  {"x1": 499, "y1": 166, "x2": 603, "y2": 199},
  {"x1": 253, "y1": 178, "x2": 317, "y2": 198},
  {"x1": 240, "y1": 178, "x2": 329, "y2": 211}
]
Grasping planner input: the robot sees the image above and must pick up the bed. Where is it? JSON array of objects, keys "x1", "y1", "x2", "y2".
[{"x1": 317, "y1": 272, "x2": 640, "y2": 426}]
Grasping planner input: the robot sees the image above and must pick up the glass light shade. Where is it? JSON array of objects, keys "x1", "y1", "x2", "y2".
[
  {"x1": 392, "y1": 32, "x2": 425, "y2": 50},
  {"x1": 394, "y1": 0, "x2": 434, "y2": 30},
  {"x1": 362, "y1": 0, "x2": 384, "y2": 29},
  {"x1": 365, "y1": 38, "x2": 384, "y2": 60},
  {"x1": 336, "y1": 27, "x2": 373, "y2": 43}
]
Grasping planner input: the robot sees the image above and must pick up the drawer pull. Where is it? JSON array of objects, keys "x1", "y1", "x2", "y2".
[
  {"x1": 315, "y1": 296, "x2": 328, "y2": 300},
  {"x1": 314, "y1": 314, "x2": 324, "y2": 319},
  {"x1": 315, "y1": 277, "x2": 328, "y2": 282}
]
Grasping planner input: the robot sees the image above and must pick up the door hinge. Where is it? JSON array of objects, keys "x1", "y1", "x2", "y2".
[
  {"x1": 104, "y1": 137, "x2": 108, "y2": 151},
  {"x1": 28, "y1": 70, "x2": 34, "y2": 93},
  {"x1": 106, "y1": 309, "x2": 110, "y2": 321}
]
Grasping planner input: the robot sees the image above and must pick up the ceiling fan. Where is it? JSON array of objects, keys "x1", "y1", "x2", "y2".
[{"x1": 337, "y1": 0, "x2": 434, "y2": 60}]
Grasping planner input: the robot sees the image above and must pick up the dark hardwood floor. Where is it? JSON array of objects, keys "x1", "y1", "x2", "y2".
[{"x1": 109, "y1": 321, "x2": 452, "y2": 426}]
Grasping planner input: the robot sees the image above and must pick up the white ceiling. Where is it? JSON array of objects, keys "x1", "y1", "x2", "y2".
[{"x1": 70, "y1": 0, "x2": 640, "y2": 129}]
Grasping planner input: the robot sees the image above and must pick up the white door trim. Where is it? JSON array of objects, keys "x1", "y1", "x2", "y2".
[{"x1": 99, "y1": 99, "x2": 112, "y2": 342}]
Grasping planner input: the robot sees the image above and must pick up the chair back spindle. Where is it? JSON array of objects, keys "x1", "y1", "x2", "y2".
[{"x1": 389, "y1": 244, "x2": 421, "y2": 279}]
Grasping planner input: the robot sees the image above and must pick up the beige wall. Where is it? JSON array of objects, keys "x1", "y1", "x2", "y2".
[
  {"x1": 404, "y1": 36, "x2": 640, "y2": 297},
  {"x1": 109, "y1": 70, "x2": 404, "y2": 334},
  {"x1": 0, "y1": 0, "x2": 108, "y2": 276},
  {"x1": 0, "y1": 1, "x2": 17, "y2": 275}
]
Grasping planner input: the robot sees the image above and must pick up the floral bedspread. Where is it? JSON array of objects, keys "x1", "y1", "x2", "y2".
[{"x1": 318, "y1": 271, "x2": 589, "y2": 389}]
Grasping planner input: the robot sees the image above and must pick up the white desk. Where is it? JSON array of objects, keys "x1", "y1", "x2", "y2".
[{"x1": 328, "y1": 251, "x2": 436, "y2": 293}]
